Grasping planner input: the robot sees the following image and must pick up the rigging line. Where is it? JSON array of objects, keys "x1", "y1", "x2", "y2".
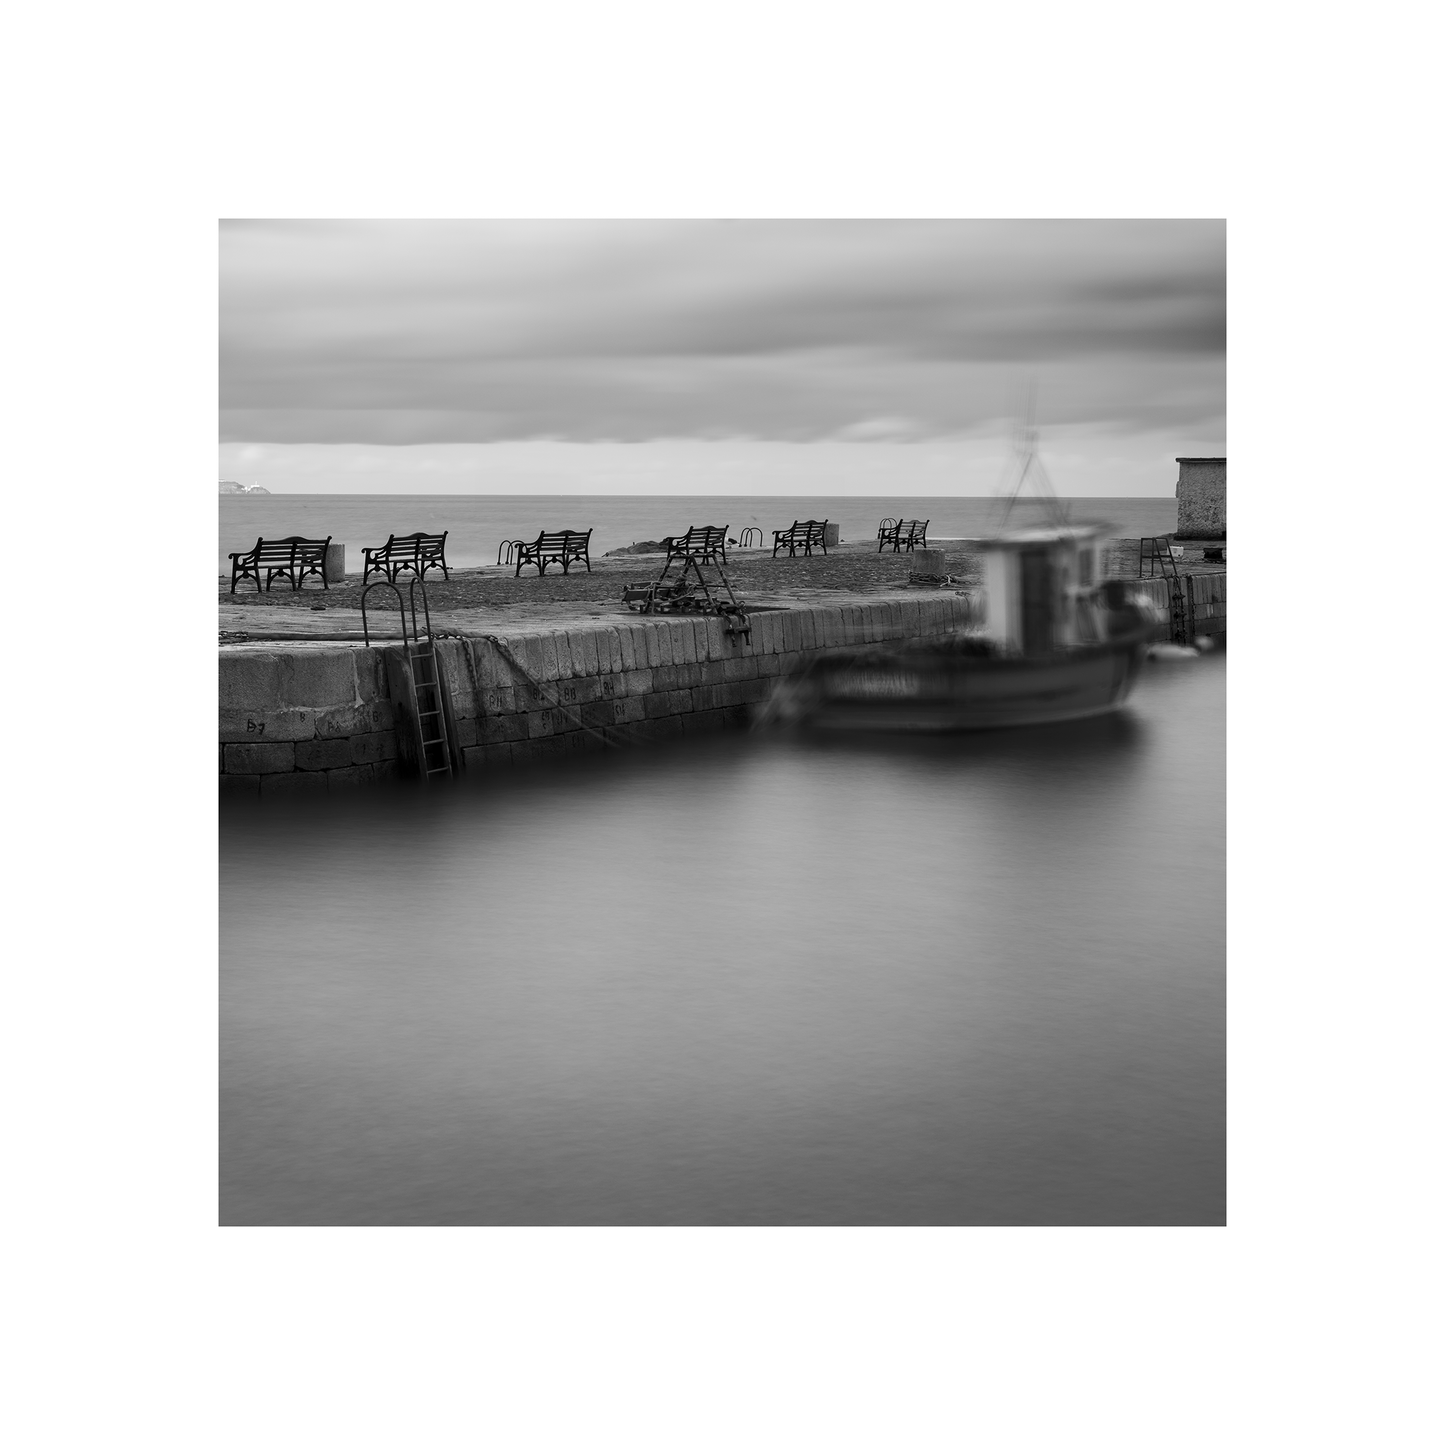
[{"x1": 479, "y1": 633, "x2": 633, "y2": 749}]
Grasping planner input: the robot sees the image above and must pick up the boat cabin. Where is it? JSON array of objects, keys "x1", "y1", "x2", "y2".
[{"x1": 978, "y1": 524, "x2": 1111, "y2": 655}]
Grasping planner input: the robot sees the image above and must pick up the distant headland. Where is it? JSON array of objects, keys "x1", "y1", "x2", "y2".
[{"x1": 220, "y1": 481, "x2": 271, "y2": 495}]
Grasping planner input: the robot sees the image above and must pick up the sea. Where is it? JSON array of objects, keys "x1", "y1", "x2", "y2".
[
  {"x1": 220, "y1": 494, "x2": 1180, "y2": 573},
  {"x1": 219, "y1": 649, "x2": 1225, "y2": 1226}
]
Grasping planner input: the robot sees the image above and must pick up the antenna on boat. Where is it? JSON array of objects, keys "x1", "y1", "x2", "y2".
[{"x1": 989, "y1": 386, "x2": 1071, "y2": 536}]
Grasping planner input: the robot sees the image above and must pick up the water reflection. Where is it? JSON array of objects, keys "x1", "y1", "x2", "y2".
[{"x1": 221, "y1": 656, "x2": 1224, "y2": 1225}]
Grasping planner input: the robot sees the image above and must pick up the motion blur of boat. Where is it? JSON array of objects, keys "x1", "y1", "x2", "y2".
[
  {"x1": 766, "y1": 524, "x2": 1162, "y2": 732},
  {"x1": 764, "y1": 414, "x2": 1166, "y2": 733}
]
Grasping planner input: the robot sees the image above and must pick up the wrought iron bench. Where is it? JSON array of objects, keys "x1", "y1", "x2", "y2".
[
  {"x1": 362, "y1": 531, "x2": 450, "y2": 585},
  {"x1": 622, "y1": 524, "x2": 750, "y2": 639},
  {"x1": 664, "y1": 524, "x2": 728, "y2": 565},
  {"x1": 772, "y1": 518, "x2": 829, "y2": 558},
  {"x1": 878, "y1": 518, "x2": 929, "y2": 552},
  {"x1": 514, "y1": 529, "x2": 593, "y2": 576},
  {"x1": 228, "y1": 535, "x2": 332, "y2": 593}
]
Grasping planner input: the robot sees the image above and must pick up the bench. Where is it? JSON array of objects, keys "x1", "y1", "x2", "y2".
[
  {"x1": 362, "y1": 531, "x2": 449, "y2": 584},
  {"x1": 229, "y1": 535, "x2": 332, "y2": 593},
  {"x1": 514, "y1": 528, "x2": 593, "y2": 576},
  {"x1": 772, "y1": 518, "x2": 829, "y2": 558},
  {"x1": 877, "y1": 518, "x2": 929, "y2": 552},
  {"x1": 664, "y1": 524, "x2": 728, "y2": 565}
]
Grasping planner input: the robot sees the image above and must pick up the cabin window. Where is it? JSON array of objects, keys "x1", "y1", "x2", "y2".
[{"x1": 1078, "y1": 547, "x2": 1095, "y2": 585}]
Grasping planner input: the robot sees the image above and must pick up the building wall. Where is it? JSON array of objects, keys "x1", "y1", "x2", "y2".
[{"x1": 1175, "y1": 458, "x2": 1226, "y2": 539}]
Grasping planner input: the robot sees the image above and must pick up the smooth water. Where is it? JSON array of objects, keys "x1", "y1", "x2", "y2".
[
  {"x1": 220, "y1": 654, "x2": 1224, "y2": 1226},
  {"x1": 219, "y1": 494, "x2": 1180, "y2": 573}
]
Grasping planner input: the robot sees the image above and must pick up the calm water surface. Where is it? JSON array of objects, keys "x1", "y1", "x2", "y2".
[{"x1": 220, "y1": 654, "x2": 1224, "y2": 1225}]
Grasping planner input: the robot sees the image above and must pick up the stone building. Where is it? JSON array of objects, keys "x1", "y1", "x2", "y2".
[{"x1": 1174, "y1": 457, "x2": 1225, "y2": 540}]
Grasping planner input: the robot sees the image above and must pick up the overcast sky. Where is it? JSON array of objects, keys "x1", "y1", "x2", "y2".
[{"x1": 220, "y1": 220, "x2": 1222, "y2": 493}]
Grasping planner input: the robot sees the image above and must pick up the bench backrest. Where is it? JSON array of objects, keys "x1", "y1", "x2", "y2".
[
  {"x1": 372, "y1": 530, "x2": 447, "y2": 558},
  {"x1": 241, "y1": 535, "x2": 329, "y2": 563},
  {"x1": 668, "y1": 525, "x2": 727, "y2": 557},
  {"x1": 901, "y1": 519, "x2": 928, "y2": 539},
  {"x1": 530, "y1": 528, "x2": 591, "y2": 556}
]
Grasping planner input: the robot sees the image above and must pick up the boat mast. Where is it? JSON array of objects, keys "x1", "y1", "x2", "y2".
[{"x1": 991, "y1": 390, "x2": 1071, "y2": 535}]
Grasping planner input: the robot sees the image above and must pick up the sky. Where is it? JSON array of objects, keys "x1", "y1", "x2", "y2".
[{"x1": 219, "y1": 220, "x2": 1225, "y2": 495}]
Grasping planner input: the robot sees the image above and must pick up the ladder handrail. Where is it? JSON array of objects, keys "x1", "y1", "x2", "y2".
[
  {"x1": 407, "y1": 576, "x2": 436, "y2": 647},
  {"x1": 360, "y1": 581, "x2": 412, "y2": 650}
]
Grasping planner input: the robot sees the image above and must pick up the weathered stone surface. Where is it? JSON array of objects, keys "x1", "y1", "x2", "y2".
[
  {"x1": 480, "y1": 713, "x2": 527, "y2": 745},
  {"x1": 326, "y1": 764, "x2": 375, "y2": 787},
  {"x1": 525, "y1": 709, "x2": 555, "y2": 740},
  {"x1": 643, "y1": 690, "x2": 687, "y2": 719},
  {"x1": 260, "y1": 770, "x2": 327, "y2": 794},
  {"x1": 511, "y1": 635, "x2": 546, "y2": 683},
  {"x1": 275, "y1": 650, "x2": 358, "y2": 709},
  {"x1": 570, "y1": 630, "x2": 600, "y2": 676},
  {"x1": 224, "y1": 741, "x2": 296, "y2": 774},
  {"x1": 295, "y1": 737, "x2": 353, "y2": 771},
  {"x1": 349, "y1": 731, "x2": 398, "y2": 765},
  {"x1": 640, "y1": 624, "x2": 665, "y2": 668},
  {"x1": 563, "y1": 675, "x2": 603, "y2": 706},
  {"x1": 579, "y1": 699, "x2": 614, "y2": 730},
  {"x1": 550, "y1": 630, "x2": 575, "y2": 679},
  {"x1": 1175, "y1": 457, "x2": 1226, "y2": 539},
  {"x1": 612, "y1": 696, "x2": 646, "y2": 724},
  {"x1": 324, "y1": 543, "x2": 346, "y2": 583},
  {"x1": 471, "y1": 641, "x2": 512, "y2": 692},
  {"x1": 219, "y1": 774, "x2": 260, "y2": 797},
  {"x1": 218, "y1": 652, "x2": 284, "y2": 713},
  {"x1": 312, "y1": 701, "x2": 395, "y2": 739},
  {"x1": 218, "y1": 708, "x2": 315, "y2": 744}
]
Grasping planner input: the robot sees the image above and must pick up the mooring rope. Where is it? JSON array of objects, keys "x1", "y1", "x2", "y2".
[{"x1": 474, "y1": 633, "x2": 635, "y2": 750}]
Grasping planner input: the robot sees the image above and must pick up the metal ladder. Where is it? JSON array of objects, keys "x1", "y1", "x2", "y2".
[
  {"x1": 1137, "y1": 537, "x2": 1196, "y2": 646},
  {"x1": 360, "y1": 577, "x2": 454, "y2": 782}
]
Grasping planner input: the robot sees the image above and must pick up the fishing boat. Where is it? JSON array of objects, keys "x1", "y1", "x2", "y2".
[{"x1": 764, "y1": 420, "x2": 1166, "y2": 732}]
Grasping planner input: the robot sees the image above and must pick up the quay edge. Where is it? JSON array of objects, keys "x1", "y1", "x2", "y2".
[{"x1": 218, "y1": 583, "x2": 1224, "y2": 795}]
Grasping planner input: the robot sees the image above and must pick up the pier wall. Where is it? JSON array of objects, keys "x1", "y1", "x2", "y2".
[{"x1": 219, "y1": 595, "x2": 971, "y2": 794}]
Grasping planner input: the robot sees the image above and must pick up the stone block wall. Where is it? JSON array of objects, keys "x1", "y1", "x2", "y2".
[
  {"x1": 218, "y1": 645, "x2": 401, "y2": 796},
  {"x1": 218, "y1": 596, "x2": 970, "y2": 792}
]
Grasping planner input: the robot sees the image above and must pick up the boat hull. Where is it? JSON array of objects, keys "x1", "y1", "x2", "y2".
[{"x1": 767, "y1": 635, "x2": 1148, "y2": 733}]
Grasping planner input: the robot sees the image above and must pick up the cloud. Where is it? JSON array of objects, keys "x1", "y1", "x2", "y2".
[{"x1": 220, "y1": 220, "x2": 1224, "y2": 442}]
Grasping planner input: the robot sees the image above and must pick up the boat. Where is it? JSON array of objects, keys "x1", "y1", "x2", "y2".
[{"x1": 763, "y1": 420, "x2": 1166, "y2": 732}]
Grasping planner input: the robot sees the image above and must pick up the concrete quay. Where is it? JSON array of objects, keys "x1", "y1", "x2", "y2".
[{"x1": 219, "y1": 594, "x2": 974, "y2": 794}]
